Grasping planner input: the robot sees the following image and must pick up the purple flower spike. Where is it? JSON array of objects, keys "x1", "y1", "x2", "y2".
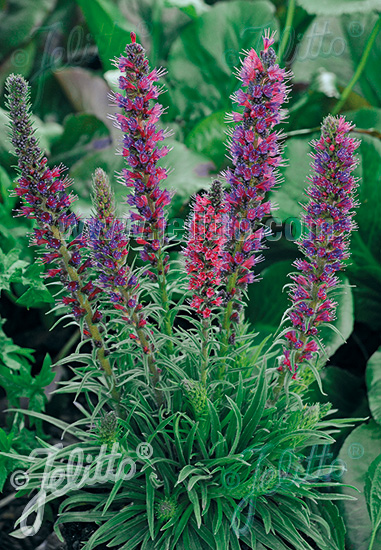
[
  {"x1": 88, "y1": 169, "x2": 136, "y2": 307},
  {"x1": 5, "y1": 76, "x2": 121, "y2": 405},
  {"x1": 110, "y1": 32, "x2": 172, "y2": 273},
  {"x1": 88, "y1": 169, "x2": 158, "y2": 381},
  {"x1": 223, "y1": 30, "x2": 291, "y2": 313},
  {"x1": 5, "y1": 74, "x2": 98, "y2": 323},
  {"x1": 280, "y1": 115, "x2": 360, "y2": 378}
]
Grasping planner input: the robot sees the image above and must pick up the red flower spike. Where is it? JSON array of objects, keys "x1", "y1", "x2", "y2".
[
  {"x1": 184, "y1": 180, "x2": 228, "y2": 318},
  {"x1": 111, "y1": 35, "x2": 172, "y2": 272},
  {"x1": 223, "y1": 30, "x2": 291, "y2": 304}
]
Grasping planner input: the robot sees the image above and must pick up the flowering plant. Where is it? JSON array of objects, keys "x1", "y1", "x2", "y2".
[{"x1": 2, "y1": 30, "x2": 367, "y2": 550}]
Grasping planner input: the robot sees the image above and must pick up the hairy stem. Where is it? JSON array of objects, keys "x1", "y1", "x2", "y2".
[
  {"x1": 157, "y1": 251, "x2": 173, "y2": 353},
  {"x1": 201, "y1": 318, "x2": 209, "y2": 387},
  {"x1": 146, "y1": 190, "x2": 173, "y2": 352},
  {"x1": 218, "y1": 272, "x2": 239, "y2": 380},
  {"x1": 120, "y1": 288, "x2": 163, "y2": 406},
  {"x1": 52, "y1": 226, "x2": 121, "y2": 408}
]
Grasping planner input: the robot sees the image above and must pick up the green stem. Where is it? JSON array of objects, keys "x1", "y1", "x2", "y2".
[
  {"x1": 145, "y1": 186, "x2": 173, "y2": 353},
  {"x1": 52, "y1": 227, "x2": 121, "y2": 411},
  {"x1": 278, "y1": 0, "x2": 296, "y2": 64},
  {"x1": 120, "y1": 288, "x2": 163, "y2": 406},
  {"x1": 332, "y1": 15, "x2": 381, "y2": 115},
  {"x1": 368, "y1": 525, "x2": 380, "y2": 550},
  {"x1": 157, "y1": 250, "x2": 173, "y2": 353},
  {"x1": 217, "y1": 271, "x2": 238, "y2": 381},
  {"x1": 286, "y1": 126, "x2": 381, "y2": 140},
  {"x1": 54, "y1": 329, "x2": 81, "y2": 363},
  {"x1": 286, "y1": 127, "x2": 320, "y2": 139},
  {"x1": 218, "y1": 132, "x2": 262, "y2": 377},
  {"x1": 123, "y1": 65, "x2": 173, "y2": 351},
  {"x1": 201, "y1": 318, "x2": 209, "y2": 387}
]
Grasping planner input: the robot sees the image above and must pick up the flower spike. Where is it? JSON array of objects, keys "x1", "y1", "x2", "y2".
[
  {"x1": 110, "y1": 33, "x2": 172, "y2": 267},
  {"x1": 88, "y1": 169, "x2": 162, "y2": 403},
  {"x1": 110, "y1": 34, "x2": 173, "y2": 343},
  {"x1": 5, "y1": 75, "x2": 120, "y2": 406},
  {"x1": 220, "y1": 30, "x2": 291, "y2": 355},
  {"x1": 280, "y1": 115, "x2": 360, "y2": 378},
  {"x1": 184, "y1": 179, "x2": 228, "y2": 319},
  {"x1": 5, "y1": 74, "x2": 97, "y2": 321}
]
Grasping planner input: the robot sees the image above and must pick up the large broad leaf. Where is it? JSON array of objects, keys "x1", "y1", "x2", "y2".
[
  {"x1": 342, "y1": 13, "x2": 381, "y2": 107},
  {"x1": 50, "y1": 113, "x2": 111, "y2": 167},
  {"x1": 164, "y1": 139, "x2": 215, "y2": 220},
  {"x1": 306, "y1": 366, "x2": 367, "y2": 419},
  {"x1": 319, "y1": 277, "x2": 354, "y2": 358},
  {"x1": 248, "y1": 260, "x2": 354, "y2": 358},
  {"x1": 54, "y1": 67, "x2": 114, "y2": 134},
  {"x1": 76, "y1": 0, "x2": 136, "y2": 71},
  {"x1": 365, "y1": 454, "x2": 381, "y2": 548},
  {"x1": 297, "y1": 0, "x2": 381, "y2": 15},
  {"x1": 348, "y1": 131, "x2": 381, "y2": 330},
  {"x1": 0, "y1": 40, "x2": 37, "y2": 93},
  {"x1": 164, "y1": 0, "x2": 209, "y2": 18},
  {"x1": 366, "y1": 348, "x2": 381, "y2": 426},
  {"x1": 167, "y1": 0, "x2": 278, "y2": 126},
  {"x1": 248, "y1": 260, "x2": 292, "y2": 335},
  {"x1": 0, "y1": 0, "x2": 56, "y2": 62},
  {"x1": 271, "y1": 136, "x2": 314, "y2": 222},
  {"x1": 185, "y1": 110, "x2": 231, "y2": 170},
  {"x1": 70, "y1": 139, "x2": 214, "y2": 220},
  {"x1": 292, "y1": 13, "x2": 381, "y2": 106},
  {"x1": 347, "y1": 107, "x2": 381, "y2": 131},
  {"x1": 337, "y1": 421, "x2": 381, "y2": 550}
]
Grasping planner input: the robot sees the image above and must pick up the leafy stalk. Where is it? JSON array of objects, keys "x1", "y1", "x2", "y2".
[
  {"x1": 5, "y1": 74, "x2": 121, "y2": 409},
  {"x1": 87, "y1": 168, "x2": 163, "y2": 405},
  {"x1": 110, "y1": 33, "x2": 173, "y2": 350}
]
